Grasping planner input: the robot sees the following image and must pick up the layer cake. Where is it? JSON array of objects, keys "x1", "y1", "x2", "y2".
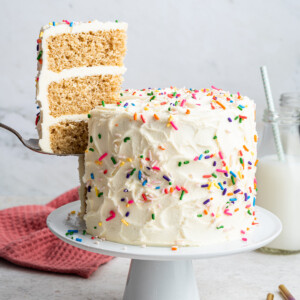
[{"x1": 81, "y1": 87, "x2": 258, "y2": 246}]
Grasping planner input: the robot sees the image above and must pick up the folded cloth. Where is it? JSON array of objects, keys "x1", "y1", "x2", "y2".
[{"x1": 0, "y1": 187, "x2": 113, "y2": 278}]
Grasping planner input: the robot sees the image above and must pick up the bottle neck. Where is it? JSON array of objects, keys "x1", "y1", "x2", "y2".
[
  {"x1": 263, "y1": 93, "x2": 300, "y2": 125},
  {"x1": 280, "y1": 92, "x2": 300, "y2": 109}
]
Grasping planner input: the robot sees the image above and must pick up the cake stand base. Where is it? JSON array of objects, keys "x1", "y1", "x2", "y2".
[
  {"x1": 47, "y1": 201, "x2": 282, "y2": 300},
  {"x1": 124, "y1": 259, "x2": 198, "y2": 300}
]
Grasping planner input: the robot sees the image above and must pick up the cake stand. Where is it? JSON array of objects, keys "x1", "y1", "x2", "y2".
[{"x1": 47, "y1": 201, "x2": 281, "y2": 300}]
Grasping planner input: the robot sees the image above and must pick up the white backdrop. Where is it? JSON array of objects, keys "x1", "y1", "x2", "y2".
[{"x1": 0, "y1": 0, "x2": 299, "y2": 197}]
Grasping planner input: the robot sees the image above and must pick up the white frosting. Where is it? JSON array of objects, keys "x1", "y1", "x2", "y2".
[
  {"x1": 83, "y1": 87, "x2": 258, "y2": 246},
  {"x1": 40, "y1": 21, "x2": 127, "y2": 39},
  {"x1": 35, "y1": 20, "x2": 127, "y2": 153}
]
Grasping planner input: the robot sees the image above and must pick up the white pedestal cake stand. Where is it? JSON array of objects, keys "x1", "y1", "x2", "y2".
[{"x1": 47, "y1": 200, "x2": 281, "y2": 300}]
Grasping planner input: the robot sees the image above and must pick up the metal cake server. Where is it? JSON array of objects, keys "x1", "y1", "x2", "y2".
[{"x1": 0, "y1": 122, "x2": 82, "y2": 156}]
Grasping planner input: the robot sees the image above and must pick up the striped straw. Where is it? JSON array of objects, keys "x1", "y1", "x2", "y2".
[{"x1": 260, "y1": 66, "x2": 285, "y2": 161}]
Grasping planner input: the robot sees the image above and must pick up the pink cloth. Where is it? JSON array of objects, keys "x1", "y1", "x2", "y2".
[{"x1": 0, "y1": 188, "x2": 113, "y2": 278}]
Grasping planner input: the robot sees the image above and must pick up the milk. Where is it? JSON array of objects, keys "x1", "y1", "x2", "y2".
[{"x1": 256, "y1": 155, "x2": 300, "y2": 251}]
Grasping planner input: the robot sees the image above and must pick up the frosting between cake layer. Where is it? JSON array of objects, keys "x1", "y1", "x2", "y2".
[{"x1": 83, "y1": 87, "x2": 258, "y2": 246}]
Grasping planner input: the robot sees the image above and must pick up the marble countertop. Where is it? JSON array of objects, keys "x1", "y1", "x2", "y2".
[{"x1": 1, "y1": 196, "x2": 299, "y2": 300}]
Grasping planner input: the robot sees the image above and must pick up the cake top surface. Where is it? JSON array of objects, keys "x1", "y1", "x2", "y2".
[
  {"x1": 39, "y1": 20, "x2": 128, "y2": 38},
  {"x1": 88, "y1": 86, "x2": 256, "y2": 177},
  {"x1": 91, "y1": 86, "x2": 254, "y2": 115}
]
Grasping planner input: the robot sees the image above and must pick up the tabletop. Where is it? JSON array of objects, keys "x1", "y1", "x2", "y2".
[{"x1": 0, "y1": 196, "x2": 299, "y2": 300}]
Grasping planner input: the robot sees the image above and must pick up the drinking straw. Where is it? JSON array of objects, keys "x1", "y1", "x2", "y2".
[{"x1": 260, "y1": 66, "x2": 285, "y2": 161}]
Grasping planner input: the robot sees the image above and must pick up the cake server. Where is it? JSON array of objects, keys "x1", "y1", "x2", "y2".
[{"x1": 0, "y1": 122, "x2": 82, "y2": 156}]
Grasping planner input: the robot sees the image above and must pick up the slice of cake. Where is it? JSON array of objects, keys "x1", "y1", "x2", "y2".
[
  {"x1": 81, "y1": 87, "x2": 258, "y2": 246},
  {"x1": 35, "y1": 20, "x2": 127, "y2": 154}
]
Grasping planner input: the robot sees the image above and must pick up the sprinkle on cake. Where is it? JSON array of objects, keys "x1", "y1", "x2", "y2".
[{"x1": 81, "y1": 86, "x2": 258, "y2": 247}]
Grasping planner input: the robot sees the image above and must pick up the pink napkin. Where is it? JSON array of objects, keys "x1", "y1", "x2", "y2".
[{"x1": 0, "y1": 187, "x2": 113, "y2": 278}]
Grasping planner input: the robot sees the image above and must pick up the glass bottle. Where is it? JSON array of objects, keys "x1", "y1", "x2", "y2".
[{"x1": 257, "y1": 93, "x2": 300, "y2": 254}]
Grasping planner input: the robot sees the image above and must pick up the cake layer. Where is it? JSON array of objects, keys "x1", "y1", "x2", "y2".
[
  {"x1": 47, "y1": 29, "x2": 126, "y2": 73},
  {"x1": 82, "y1": 87, "x2": 258, "y2": 247},
  {"x1": 38, "y1": 21, "x2": 127, "y2": 73},
  {"x1": 49, "y1": 119, "x2": 88, "y2": 154},
  {"x1": 48, "y1": 74, "x2": 123, "y2": 117}
]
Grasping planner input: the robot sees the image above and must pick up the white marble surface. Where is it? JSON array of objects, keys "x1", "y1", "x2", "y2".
[
  {"x1": 0, "y1": 0, "x2": 299, "y2": 198},
  {"x1": 0, "y1": 196, "x2": 300, "y2": 300}
]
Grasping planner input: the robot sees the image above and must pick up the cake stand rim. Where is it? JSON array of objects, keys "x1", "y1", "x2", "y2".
[{"x1": 47, "y1": 200, "x2": 282, "y2": 261}]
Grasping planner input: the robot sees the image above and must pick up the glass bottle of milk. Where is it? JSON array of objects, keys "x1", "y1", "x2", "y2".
[{"x1": 257, "y1": 93, "x2": 300, "y2": 254}]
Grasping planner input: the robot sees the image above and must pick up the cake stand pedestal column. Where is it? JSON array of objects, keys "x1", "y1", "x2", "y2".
[{"x1": 123, "y1": 259, "x2": 199, "y2": 300}]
